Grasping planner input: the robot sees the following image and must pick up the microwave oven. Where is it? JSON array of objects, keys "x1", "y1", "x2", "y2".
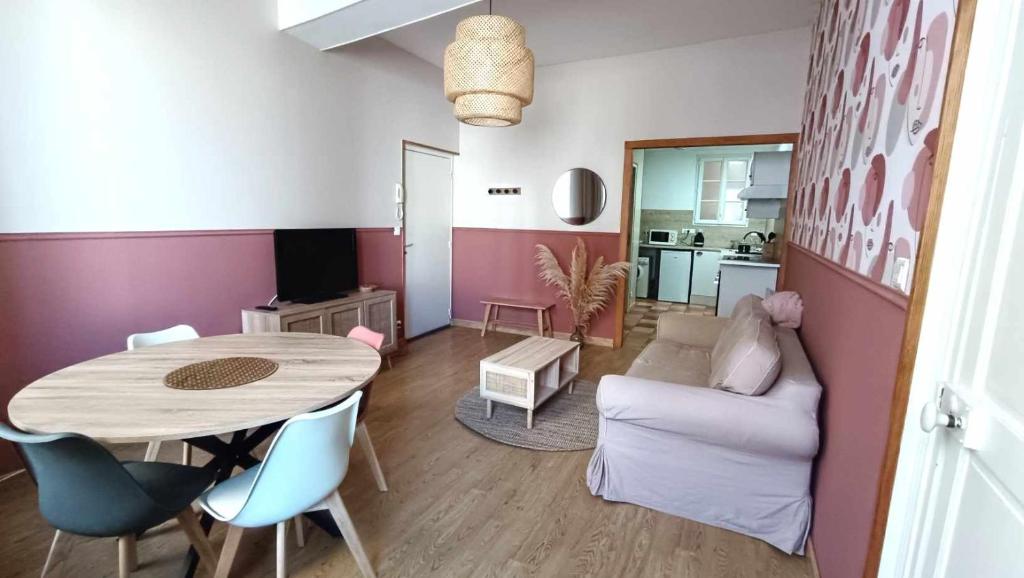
[{"x1": 647, "y1": 229, "x2": 678, "y2": 246}]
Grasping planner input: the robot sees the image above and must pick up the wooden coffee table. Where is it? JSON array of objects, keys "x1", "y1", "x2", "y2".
[{"x1": 479, "y1": 336, "x2": 580, "y2": 429}]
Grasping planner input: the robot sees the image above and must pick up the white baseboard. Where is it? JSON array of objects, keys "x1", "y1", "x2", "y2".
[{"x1": 451, "y1": 319, "x2": 613, "y2": 348}]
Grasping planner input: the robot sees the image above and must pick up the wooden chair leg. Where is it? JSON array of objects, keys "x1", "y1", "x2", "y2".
[
  {"x1": 214, "y1": 525, "x2": 244, "y2": 578},
  {"x1": 356, "y1": 423, "x2": 388, "y2": 492},
  {"x1": 324, "y1": 492, "x2": 375, "y2": 578},
  {"x1": 276, "y1": 522, "x2": 287, "y2": 578},
  {"x1": 181, "y1": 442, "x2": 192, "y2": 466},
  {"x1": 143, "y1": 441, "x2": 162, "y2": 462},
  {"x1": 544, "y1": 310, "x2": 553, "y2": 336},
  {"x1": 41, "y1": 530, "x2": 64, "y2": 577},
  {"x1": 293, "y1": 516, "x2": 305, "y2": 548},
  {"x1": 176, "y1": 510, "x2": 217, "y2": 576},
  {"x1": 386, "y1": 356, "x2": 393, "y2": 370},
  {"x1": 480, "y1": 303, "x2": 492, "y2": 336},
  {"x1": 117, "y1": 534, "x2": 138, "y2": 577},
  {"x1": 536, "y1": 310, "x2": 545, "y2": 337}
]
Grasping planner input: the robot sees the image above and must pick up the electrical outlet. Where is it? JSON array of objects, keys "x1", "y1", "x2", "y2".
[{"x1": 891, "y1": 257, "x2": 910, "y2": 291}]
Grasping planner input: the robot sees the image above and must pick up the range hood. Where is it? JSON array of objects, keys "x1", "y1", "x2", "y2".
[{"x1": 739, "y1": 151, "x2": 791, "y2": 218}]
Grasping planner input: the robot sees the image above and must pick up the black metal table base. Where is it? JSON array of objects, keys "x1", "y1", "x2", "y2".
[{"x1": 178, "y1": 423, "x2": 340, "y2": 577}]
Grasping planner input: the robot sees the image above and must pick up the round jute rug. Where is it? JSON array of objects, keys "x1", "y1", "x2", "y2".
[{"x1": 454, "y1": 380, "x2": 598, "y2": 451}]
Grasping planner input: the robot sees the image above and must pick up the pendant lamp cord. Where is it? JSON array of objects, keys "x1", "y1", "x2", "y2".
[{"x1": 489, "y1": 0, "x2": 493, "y2": 15}]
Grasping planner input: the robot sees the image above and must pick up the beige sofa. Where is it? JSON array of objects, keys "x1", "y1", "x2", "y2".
[{"x1": 587, "y1": 298, "x2": 821, "y2": 554}]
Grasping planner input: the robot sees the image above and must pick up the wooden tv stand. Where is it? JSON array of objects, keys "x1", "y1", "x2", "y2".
[{"x1": 241, "y1": 290, "x2": 398, "y2": 354}]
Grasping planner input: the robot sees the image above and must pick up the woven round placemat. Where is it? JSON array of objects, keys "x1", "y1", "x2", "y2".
[{"x1": 164, "y1": 357, "x2": 278, "y2": 391}]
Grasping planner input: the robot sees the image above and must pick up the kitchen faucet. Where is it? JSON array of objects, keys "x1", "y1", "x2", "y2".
[{"x1": 743, "y1": 231, "x2": 767, "y2": 244}]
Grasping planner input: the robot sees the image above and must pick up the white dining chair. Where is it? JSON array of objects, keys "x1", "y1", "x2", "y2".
[
  {"x1": 198, "y1": 391, "x2": 374, "y2": 578},
  {"x1": 127, "y1": 324, "x2": 200, "y2": 464}
]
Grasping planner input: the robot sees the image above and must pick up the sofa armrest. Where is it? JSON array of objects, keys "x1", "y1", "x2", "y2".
[
  {"x1": 656, "y1": 313, "x2": 730, "y2": 349},
  {"x1": 596, "y1": 375, "x2": 819, "y2": 460}
]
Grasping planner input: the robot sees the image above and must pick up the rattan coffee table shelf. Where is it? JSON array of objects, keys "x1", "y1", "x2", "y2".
[{"x1": 479, "y1": 336, "x2": 581, "y2": 429}]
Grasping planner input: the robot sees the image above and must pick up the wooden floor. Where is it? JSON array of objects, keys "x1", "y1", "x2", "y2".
[{"x1": 0, "y1": 327, "x2": 815, "y2": 578}]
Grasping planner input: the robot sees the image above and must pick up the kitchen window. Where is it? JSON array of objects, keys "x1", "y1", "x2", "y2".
[{"x1": 695, "y1": 156, "x2": 751, "y2": 225}]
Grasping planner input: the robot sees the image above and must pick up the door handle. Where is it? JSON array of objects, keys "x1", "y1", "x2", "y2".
[
  {"x1": 404, "y1": 243, "x2": 414, "y2": 248},
  {"x1": 919, "y1": 402, "x2": 963, "y2": 432}
]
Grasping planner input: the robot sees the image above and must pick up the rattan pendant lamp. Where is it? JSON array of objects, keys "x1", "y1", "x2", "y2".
[{"x1": 443, "y1": 0, "x2": 534, "y2": 127}]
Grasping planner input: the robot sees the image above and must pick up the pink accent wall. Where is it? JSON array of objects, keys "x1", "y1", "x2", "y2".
[
  {"x1": 0, "y1": 228, "x2": 402, "y2": 474},
  {"x1": 355, "y1": 228, "x2": 406, "y2": 339},
  {"x1": 784, "y1": 244, "x2": 908, "y2": 578},
  {"x1": 452, "y1": 228, "x2": 621, "y2": 339}
]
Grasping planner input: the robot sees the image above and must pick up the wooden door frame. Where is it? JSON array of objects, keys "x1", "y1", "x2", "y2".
[
  {"x1": 400, "y1": 140, "x2": 459, "y2": 344},
  {"x1": 613, "y1": 133, "x2": 800, "y2": 348},
  {"x1": 862, "y1": 0, "x2": 977, "y2": 575}
]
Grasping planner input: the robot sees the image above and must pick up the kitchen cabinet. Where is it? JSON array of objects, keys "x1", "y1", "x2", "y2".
[
  {"x1": 690, "y1": 250, "x2": 722, "y2": 297},
  {"x1": 657, "y1": 249, "x2": 692, "y2": 303}
]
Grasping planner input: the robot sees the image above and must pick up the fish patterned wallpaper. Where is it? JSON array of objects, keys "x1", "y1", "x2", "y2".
[{"x1": 790, "y1": 0, "x2": 957, "y2": 294}]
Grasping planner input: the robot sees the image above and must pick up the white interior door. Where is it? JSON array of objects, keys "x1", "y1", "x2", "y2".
[
  {"x1": 880, "y1": 1, "x2": 1024, "y2": 576},
  {"x1": 404, "y1": 145, "x2": 453, "y2": 339}
]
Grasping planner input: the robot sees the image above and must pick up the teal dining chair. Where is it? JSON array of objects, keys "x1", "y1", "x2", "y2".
[
  {"x1": 127, "y1": 323, "x2": 200, "y2": 465},
  {"x1": 0, "y1": 423, "x2": 218, "y2": 578},
  {"x1": 197, "y1": 391, "x2": 375, "y2": 578}
]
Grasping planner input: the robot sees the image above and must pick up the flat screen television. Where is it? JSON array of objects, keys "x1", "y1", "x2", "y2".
[{"x1": 273, "y1": 228, "x2": 358, "y2": 303}]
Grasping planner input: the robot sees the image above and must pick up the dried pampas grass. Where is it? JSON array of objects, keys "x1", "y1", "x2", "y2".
[{"x1": 536, "y1": 238, "x2": 630, "y2": 339}]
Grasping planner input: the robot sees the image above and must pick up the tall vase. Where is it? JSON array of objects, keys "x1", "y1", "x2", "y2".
[{"x1": 569, "y1": 326, "x2": 585, "y2": 343}]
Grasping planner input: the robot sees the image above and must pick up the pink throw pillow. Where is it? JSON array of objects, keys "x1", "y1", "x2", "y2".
[{"x1": 763, "y1": 291, "x2": 803, "y2": 329}]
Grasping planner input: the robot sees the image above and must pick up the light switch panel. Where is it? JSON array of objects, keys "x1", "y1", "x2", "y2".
[{"x1": 892, "y1": 257, "x2": 910, "y2": 291}]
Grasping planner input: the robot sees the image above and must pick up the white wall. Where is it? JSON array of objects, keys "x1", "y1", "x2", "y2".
[
  {"x1": 641, "y1": 149, "x2": 698, "y2": 211},
  {"x1": 641, "y1": 144, "x2": 793, "y2": 211},
  {"x1": 0, "y1": 0, "x2": 458, "y2": 233},
  {"x1": 452, "y1": 27, "x2": 810, "y2": 232}
]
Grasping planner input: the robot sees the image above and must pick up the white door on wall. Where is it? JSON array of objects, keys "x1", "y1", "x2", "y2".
[
  {"x1": 880, "y1": 1, "x2": 1024, "y2": 575},
  {"x1": 403, "y1": 145, "x2": 453, "y2": 339}
]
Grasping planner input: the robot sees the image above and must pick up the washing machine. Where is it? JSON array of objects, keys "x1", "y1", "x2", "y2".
[{"x1": 636, "y1": 256, "x2": 650, "y2": 299}]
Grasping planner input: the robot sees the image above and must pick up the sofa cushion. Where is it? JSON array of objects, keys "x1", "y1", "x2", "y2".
[
  {"x1": 710, "y1": 295, "x2": 771, "y2": 370},
  {"x1": 626, "y1": 340, "x2": 711, "y2": 387},
  {"x1": 708, "y1": 318, "x2": 782, "y2": 396},
  {"x1": 732, "y1": 294, "x2": 770, "y2": 322}
]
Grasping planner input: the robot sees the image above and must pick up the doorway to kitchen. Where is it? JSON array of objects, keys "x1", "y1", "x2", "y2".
[{"x1": 614, "y1": 134, "x2": 799, "y2": 348}]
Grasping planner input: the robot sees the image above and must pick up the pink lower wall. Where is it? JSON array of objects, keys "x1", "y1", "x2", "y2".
[
  {"x1": 0, "y1": 228, "x2": 402, "y2": 474},
  {"x1": 783, "y1": 244, "x2": 908, "y2": 578},
  {"x1": 452, "y1": 228, "x2": 621, "y2": 340},
  {"x1": 355, "y1": 227, "x2": 406, "y2": 338}
]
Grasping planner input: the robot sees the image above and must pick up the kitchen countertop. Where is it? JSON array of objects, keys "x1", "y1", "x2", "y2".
[
  {"x1": 638, "y1": 244, "x2": 781, "y2": 267},
  {"x1": 719, "y1": 260, "x2": 781, "y2": 269},
  {"x1": 638, "y1": 244, "x2": 728, "y2": 251}
]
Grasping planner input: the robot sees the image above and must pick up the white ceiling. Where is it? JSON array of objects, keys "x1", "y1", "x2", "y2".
[{"x1": 379, "y1": 0, "x2": 821, "y2": 68}]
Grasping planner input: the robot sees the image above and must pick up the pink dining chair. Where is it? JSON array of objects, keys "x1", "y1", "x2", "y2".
[
  {"x1": 348, "y1": 325, "x2": 385, "y2": 352},
  {"x1": 344, "y1": 326, "x2": 388, "y2": 493},
  {"x1": 293, "y1": 325, "x2": 391, "y2": 548}
]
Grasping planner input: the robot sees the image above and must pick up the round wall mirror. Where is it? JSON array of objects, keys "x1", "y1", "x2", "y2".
[{"x1": 552, "y1": 168, "x2": 607, "y2": 225}]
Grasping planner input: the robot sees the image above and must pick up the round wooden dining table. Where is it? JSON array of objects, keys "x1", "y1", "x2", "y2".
[{"x1": 7, "y1": 332, "x2": 381, "y2": 577}]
